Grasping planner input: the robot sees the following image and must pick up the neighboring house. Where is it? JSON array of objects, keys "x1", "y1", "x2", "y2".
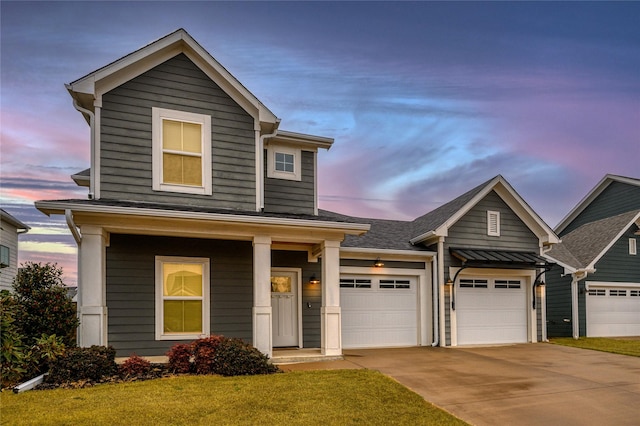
[
  {"x1": 0, "y1": 209, "x2": 30, "y2": 291},
  {"x1": 545, "y1": 175, "x2": 640, "y2": 338},
  {"x1": 35, "y1": 29, "x2": 558, "y2": 358}
]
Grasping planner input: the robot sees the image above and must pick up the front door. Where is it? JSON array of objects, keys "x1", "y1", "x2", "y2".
[{"x1": 271, "y1": 269, "x2": 300, "y2": 347}]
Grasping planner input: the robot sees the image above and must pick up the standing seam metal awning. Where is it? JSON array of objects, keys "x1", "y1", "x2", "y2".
[{"x1": 450, "y1": 248, "x2": 551, "y2": 268}]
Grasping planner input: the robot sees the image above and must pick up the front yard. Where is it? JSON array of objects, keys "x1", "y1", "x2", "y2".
[
  {"x1": 550, "y1": 337, "x2": 640, "y2": 357},
  {"x1": 1, "y1": 369, "x2": 467, "y2": 425}
]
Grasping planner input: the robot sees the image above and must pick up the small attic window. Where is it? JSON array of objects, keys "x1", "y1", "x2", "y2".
[
  {"x1": 487, "y1": 211, "x2": 500, "y2": 236},
  {"x1": 267, "y1": 144, "x2": 301, "y2": 181},
  {"x1": 630, "y1": 238, "x2": 637, "y2": 255}
]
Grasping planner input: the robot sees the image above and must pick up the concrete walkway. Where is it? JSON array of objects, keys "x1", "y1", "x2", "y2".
[{"x1": 283, "y1": 344, "x2": 640, "y2": 426}]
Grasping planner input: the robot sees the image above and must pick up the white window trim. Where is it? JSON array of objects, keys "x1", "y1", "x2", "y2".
[
  {"x1": 152, "y1": 107, "x2": 212, "y2": 195},
  {"x1": 487, "y1": 210, "x2": 501, "y2": 236},
  {"x1": 155, "y1": 256, "x2": 210, "y2": 341},
  {"x1": 630, "y1": 238, "x2": 637, "y2": 255},
  {"x1": 266, "y1": 144, "x2": 301, "y2": 181}
]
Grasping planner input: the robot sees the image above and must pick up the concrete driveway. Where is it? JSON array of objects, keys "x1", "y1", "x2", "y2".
[{"x1": 284, "y1": 344, "x2": 640, "y2": 425}]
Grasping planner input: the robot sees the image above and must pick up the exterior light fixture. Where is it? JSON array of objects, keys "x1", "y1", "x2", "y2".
[
  {"x1": 373, "y1": 258, "x2": 384, "y2": 267},
  {"x1": 309, "y1": 274, "x2": 320, "y2": 285}
]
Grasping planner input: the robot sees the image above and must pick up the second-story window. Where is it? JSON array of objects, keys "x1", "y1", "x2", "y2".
[
  {"x1": 152, "y1": 107, "x2": 212, "y2": 195},
  {"x1": 267, "y1": 144, "x2": 301, "y2": 181}
]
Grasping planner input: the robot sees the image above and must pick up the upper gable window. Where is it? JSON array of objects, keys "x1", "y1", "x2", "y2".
[
  {"x1": 152, "y1": 107, "x2": 212, "y2": 195},
  {"x1": 630, "y1": 238, "x2": 637, "y2": 255},
  {"x1": 267, "y1": 145, "x2": 301, "y2": 181},
  {"x1": 487, "y1": 210, "x2": 500, "y2": 236}
]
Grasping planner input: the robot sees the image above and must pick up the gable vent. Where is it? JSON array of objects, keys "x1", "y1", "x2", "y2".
[{"x1": 487, "y1": 211, "x2": 500, "y2": 236}]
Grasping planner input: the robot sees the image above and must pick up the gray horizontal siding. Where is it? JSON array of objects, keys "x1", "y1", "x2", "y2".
[
  {"x1": 562, "y1": 182, "x2": 640, "y2": 235},
  {"x1": 444, "y1": 190, "x2": 540, "y2": 273},
  {"x1": 263, "y1": 150, "x2": 315, "y2": 215},
  {"x1": 591, "y1": 226, "x2": 640, "y2": 282},
  {"x1": 545, "y1": 265, "x2": 573, "y2": 337},
  {"x1": 106, "y1": 234, "x2": 253, "y2": 357},
  {"x1": 340, "y1": 259, "x2": 426, "y2": 270},
  {"x1": 100, "y1": 53, "x2": 257, "y2": 211}
]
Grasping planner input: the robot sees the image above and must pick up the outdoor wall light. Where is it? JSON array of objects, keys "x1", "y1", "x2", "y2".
[
  {"x1": 373, "y1": 258, "x2": 384, "y2": 267},
  {"x1": 309, "y1": 274, "x2": 320, "y2": 285}
]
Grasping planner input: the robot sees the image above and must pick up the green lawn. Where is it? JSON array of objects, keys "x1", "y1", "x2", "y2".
[
  {"x1": 550, "y1": 337, "x2": 640, "y2": 357},
  {"x1": 1, "y1": 370, "x2": 467, "y2": 425}
]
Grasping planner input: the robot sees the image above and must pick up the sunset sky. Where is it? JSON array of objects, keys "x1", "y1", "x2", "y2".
[{"x1": 1, "y1": 2, "x2": 639, "y2": 286}]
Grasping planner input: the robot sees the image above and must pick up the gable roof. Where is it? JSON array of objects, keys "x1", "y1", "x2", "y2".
[
  {"x1": 0, "y1": 209, "x2": 30, "y2": 232},
  {"x1": 409, "y1": 175, "x2": 559, "y2": 246},
  {"x1": 555, "y1": 174, "x2": 640, "y2": 234},
  {"x1": 546, "y1": 209, "x2": 640, "y2": 272},
  {"x1": 66, "y1": 28, "x2": 278, "y2": 132}
]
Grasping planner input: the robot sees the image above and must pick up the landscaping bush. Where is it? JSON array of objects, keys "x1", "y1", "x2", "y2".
[
  {"x1": 0, "y1": 290, "x2": 27, "y2": 388},
  {"x1": 119, "y1": 354, "x2": 152, "y2": 379},
  {"x1": 166, "y1": 343, "x2": 192, "y2": 374},
  {"x1": 46, "y1": 346, "x2": 117, "y2": 384},
  {"x1": 192, "y1": 335, "x2": 223, "y2": 374},
  {"x1": 211, "y1": 337, "x2": 279, "y2": 376},
  {"x1": 12, "y1": 262, "x2": 79, "y2": 347},
  {"x1": 28, "y1": 334, "x2": 66, "y2": 376}
]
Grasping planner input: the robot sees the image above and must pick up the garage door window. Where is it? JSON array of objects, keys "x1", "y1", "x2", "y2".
[
  {"x1": 610, "y1": 289, "x2": 627, "y2": 296},
  {"x1": 340, "y1": 278, "x2": 372, "y2": 288},
  {"x1": 631, "y1": 290, "x2": 639, "y2": 297},
  {"x1": 460, "y1": 279, "x2": 488, "y2": 288},
  {"x1": 495, "y1": 280, "x2": 521, "y2": 289},
  {"x1": 380, "y1": 279, "x2": 411, "y2": 289},
  {"x1": 588, "y1": 289, "x2": 606, "y2": 296}
]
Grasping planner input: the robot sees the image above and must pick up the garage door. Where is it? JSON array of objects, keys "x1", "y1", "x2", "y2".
[
  {"x1": 341, "y1": 276, "x2": 418, "y2": 348},
  {"x1": 457, "y1": 278, "x2": 528, "y2": 345},
  {"x1": 586, "y1": 285, "x2": 640, "y2": 337}
]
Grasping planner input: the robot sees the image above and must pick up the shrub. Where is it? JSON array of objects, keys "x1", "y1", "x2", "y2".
[
  {"x1": 119, "y1": 354, "x2": 152, "y2": 379},
  {"x1": 12, "y1": 262, "x2": 79, "y2": 347},
  {"x1": 166, "y1": 343, "x2": 192, "y2": 374},
  {"x1": 46, "y1": 346, "x2": 117, "y2": 384},
  {"x1": 211, "y1": 337, "x2": 279, "y2": 376},
  {"x1": 28, "y1": 334, "x2": 66, "y2": 376},
  {"x1": 192, "y1": 335, "x2": 223, "y2": 375},
  {"x1": 0, "y1": 290, "x2": 27, "y2": 388}
]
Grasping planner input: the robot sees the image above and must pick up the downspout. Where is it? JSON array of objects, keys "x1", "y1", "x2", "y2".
[
  {"x1": 431, "y1": 254, "x2": 439, "y2": 346},
  {"x1": 258, "y1": 120, "x2": 281, "y2": 211},
  {"x1": 65, "y1": 209, "x2": 82, "y2": 245},
  {"x1": 71, "y1": 99, "x2": 95, "y2": 200}
]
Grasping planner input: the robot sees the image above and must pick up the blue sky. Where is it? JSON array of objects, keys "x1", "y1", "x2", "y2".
[{"x1": 1, "y1": 1, "x2": 639, "y2": 285}]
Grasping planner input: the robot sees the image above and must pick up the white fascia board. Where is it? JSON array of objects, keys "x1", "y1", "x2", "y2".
[
  {"x1": 553, "y1": 174, "x2": 640, "y2": 234},
  {"x1": 270, "y1": 130, "x2": 334, "y2": 151},
  {"x1": 586, "y1": 281, "x2": 640, "y2": 290},
  {"x1": 585, "y1": 211, "x2": 640, "y2": 271},
  {"x1": 409, "y1": 230, "x2": 445, "y2": 246},
  {"x1": 542, "y1": 253, "x2": 576, "y2": 275},
  {"x1": 340, "y1": 247, "x2": 436, "y2": 261},
  {"x1": 66, "y1": 29, "x2": 278, "y2": 126},
  {"x1": 34, "y1": 201, "x2": 370, "y2": 235}
]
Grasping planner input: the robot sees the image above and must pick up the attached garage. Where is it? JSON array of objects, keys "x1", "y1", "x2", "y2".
[
  {"x1": 586, "y1": 283, "x2": 640, "y2": 337},
  {"x1": 456, "y1": 277, "x2": 528, "y2": 345},
  {"x1": 340, "y1": 275, "x2": 418, "y2": 348}
]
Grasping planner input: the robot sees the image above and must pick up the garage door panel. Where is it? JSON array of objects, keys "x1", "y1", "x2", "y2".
[
  {"x1": 586, "y1": 286, "x2": 640, "y2": 337},
  {"x1": 457, "y1": 277, "x2": 527, "y2": 345},
  {"x1": 341, "y1": 276, "x2": 417, "y2": 349}
]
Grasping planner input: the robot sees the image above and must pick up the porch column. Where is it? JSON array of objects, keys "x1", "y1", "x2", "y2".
[
  {"x1": 321, "y1": 240, "x2": 342, "y2": 356},
  {"x1": 78, "y1": 225, "x2": 108, "y2": 347},
  {"x1": 253, "y1": 235, "x2": 272, "y2": 357}
]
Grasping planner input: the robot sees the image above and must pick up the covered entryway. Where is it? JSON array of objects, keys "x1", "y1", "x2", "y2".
[
  {"x1": 340, "y1": 275, "x2": 418, "y2": 348},
  {"x1": 456, "y1": 277, "x2": 528, "y2": 345},
  {"x1": 586, "y1": 283, "x2": 640, "y2": 337}
]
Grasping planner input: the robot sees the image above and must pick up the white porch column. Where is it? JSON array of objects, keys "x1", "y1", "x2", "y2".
[
  {"x1": 253, "y1": 235, "x2": 272, "y2": 357},
  {"x1": 321, "y1": 240, "x2": 342, "y2": 356},
  {"x1": 78, "y1": 226, "x2": 108, "y2": 347}
]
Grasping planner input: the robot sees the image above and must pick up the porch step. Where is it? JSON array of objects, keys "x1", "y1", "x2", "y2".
[{"x1": 271, "y1": 349, "x2": 343, "y2": 365}]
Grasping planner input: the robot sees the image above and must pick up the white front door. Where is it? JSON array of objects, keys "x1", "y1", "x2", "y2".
[{"x1": 271, "y1": 269, "x2": 300, "y2": 347}]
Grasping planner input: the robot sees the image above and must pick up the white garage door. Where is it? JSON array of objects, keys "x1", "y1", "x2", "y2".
[
  {"x1": 457, "y1": 278, "x2": 528, "y2": 345},
  {"x1": 341, "y1": 276, "x2": 418, "y2": 348},
  {"x1": 586, "y1": 285, "x2": 640, "y2": 337}
]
